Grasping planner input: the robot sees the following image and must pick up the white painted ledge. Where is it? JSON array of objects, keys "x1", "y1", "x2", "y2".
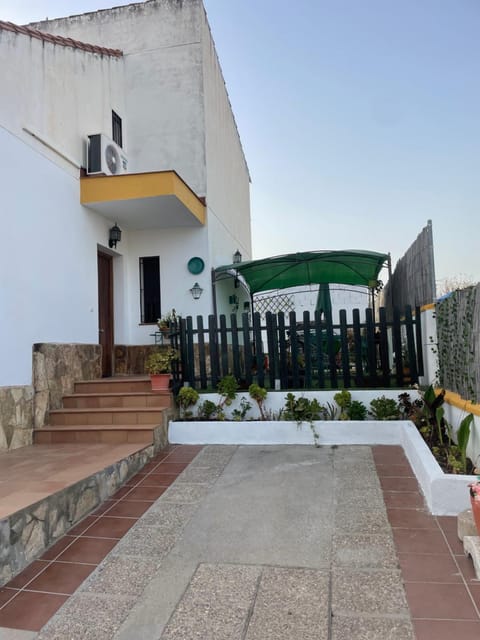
[{"x1": 169, "y1": 419, "x2": 477, "y2": 516}]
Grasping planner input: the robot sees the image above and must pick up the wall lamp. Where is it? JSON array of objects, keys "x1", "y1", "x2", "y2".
[
  {"x1": 233, "y1": 250, "x2": 242, "y2": 264},
  {"x1": 190, "y1": 282, "x2": 203, "y2": 300},
  {"x1": 108, "y1": 223, "x2": 122, "y2": 249}
]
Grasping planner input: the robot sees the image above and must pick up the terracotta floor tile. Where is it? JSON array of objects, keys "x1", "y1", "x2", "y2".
[
  {"x1": 6, "y1": 560, "x2": 50, "y2": 589},
  {"x1": 26, "y1": 561, "x2": 96, "y2": 595},
  {"x1": 439, "y1": 526, "x2": 465, "y2": 555},
  {"x1": 387, "y1": 508, "x2": 439, "y2": 529},
  {"x1": 105, "y1": 500, "x2": 151, "y2": 518},
  {"x1": 467, "y1": 584, "x2": 480, "y2": 610},
  {"x1": 92, "y1": 499, "x2": 117, "y2": 515},
  {"x1": 414, "y1": 619, "x2": 480, "y2": 640},
  {"x1": 137, "y1": 473, "x2": 178, "y2": 487},
  {"x1": 371, "y1": 445, "x2": 407, "y2": 465},
  {"x1": 56, "y1": 537, "x2": 117, "y2": 564},
  {"x1": 380, "y1": 476, "x2": 420, "y2": 492},
  {"x1": 111, "y1": 486, "x2": 134, "y2": 499},
  {"x1": 393, "y1": 528, "x2": 451, "y2": 554},
  {"x1": 124, "y1": 473, "x2": 144, "y2": 486},
  {"x1": 454, "y1": 554, "x2": 478, "y2": 583},
  {"x1": 125, "y1": 486, "x2": 168, "y2": 501},
  {"x1": 0, "y1": 588, "x2": 19, "y2": 608},
  {"x1": 436, "y1": 515, "x2": 458, "y2": 533},
  {"x1": 398, "y1": 552, "x2": 463, "y2": 583},
  {"x1": 405, "y1": 582, "x2": 478, "y2": 619},
  {"x1": 375, "y1": 463, "x2": 414, "y2": 477},
  {"x1": 0, "y1": 590, "x2": 68, "y2": 631},
  {"x1": 383, "y1": 491, "x2": 426, "y2": 509},
  {"x1": 41, "y1": 536, "x2": 76, "y2": 561},
  {"x1": 163, "y1": 449, "x2": 202, "y2": 463},
  {"x1": 82, "y1": 516, "x2": 136, "y2": 539},
  {"x1": 156, "y1": 462, "x2": 189, "y2": 473},
  {"x1": 67, "y1": 515, "x2": 99, "y2": 536}
]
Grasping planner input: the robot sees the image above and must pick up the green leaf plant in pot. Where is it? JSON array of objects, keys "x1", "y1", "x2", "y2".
[{"x1": 145, "y1": 348, "x2": 178, "y2": 391}]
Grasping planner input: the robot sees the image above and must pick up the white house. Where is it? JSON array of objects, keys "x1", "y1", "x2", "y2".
[{"x1": 0, "y1": 0, "x2": 251, "y2": 448}]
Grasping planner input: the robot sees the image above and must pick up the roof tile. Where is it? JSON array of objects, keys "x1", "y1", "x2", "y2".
[{"x1": 0, "y1": 20, "x2": 123, "y2": 57}]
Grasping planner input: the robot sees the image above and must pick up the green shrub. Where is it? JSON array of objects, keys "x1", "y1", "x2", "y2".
[
  {"x1": 176, "y1": 386, "x2": 199, "y2": 419},
  {"x1": 369, "y1": 396, "x2": 400, "y2": 420}
]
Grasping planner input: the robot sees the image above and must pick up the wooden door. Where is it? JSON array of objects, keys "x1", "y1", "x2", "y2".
[{"x1": 97, "y1": 251, "x2": 114, "y2": 377}]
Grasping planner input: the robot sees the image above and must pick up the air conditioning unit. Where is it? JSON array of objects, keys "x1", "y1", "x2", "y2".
[{"x1": 86, "y1": 134, "x2": 128, "y2": 176}]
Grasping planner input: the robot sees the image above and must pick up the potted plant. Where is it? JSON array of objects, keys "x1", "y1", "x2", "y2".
[
  {"x1": 145, "y1": 348, "x2": 178, "y2": 391},
  {"x1": 157, "y1": 309, "x2": 178, "y2": 335}
]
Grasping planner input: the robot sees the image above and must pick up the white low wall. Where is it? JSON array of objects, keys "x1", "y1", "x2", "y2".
[{"x1": 169, "y1": 417, "x2": 476, "y2": 516}]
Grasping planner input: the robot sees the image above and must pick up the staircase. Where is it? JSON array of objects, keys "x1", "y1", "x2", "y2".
[{"x1": 34, "y1": 377, "x2": 174, "y2": 446}]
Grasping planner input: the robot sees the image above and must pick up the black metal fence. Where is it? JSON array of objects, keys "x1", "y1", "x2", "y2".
[{"x1": 172, "y1": 306, "x2": 423, "y2": 391}]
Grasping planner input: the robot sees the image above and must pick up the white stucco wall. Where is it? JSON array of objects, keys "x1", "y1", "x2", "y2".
[
  {"x1": 30, "y1": 1, "x2": 207, "y2": 195},
  {"x1": 0, "y1": 27, "x2": 124, "y2": 174},
  {"x1": 0, "y1": 126, "x2": 115, "y2": 386},
  {"x1": 201, "y1": 12, "x2": 252, "y2": 264}
]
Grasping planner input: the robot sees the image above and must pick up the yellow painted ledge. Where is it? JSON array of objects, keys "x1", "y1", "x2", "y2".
[
  {"x1": 435, "y1": 389, "x2": 480, "y2": 416},
  {"x1": 420, "y1": 302, "x2": 436, "y2": 311},
  {"x1": 80, "y1": 170, "x2": 205, "y2": 225}
]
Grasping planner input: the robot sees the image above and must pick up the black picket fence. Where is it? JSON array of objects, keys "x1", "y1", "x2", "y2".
[{"x1": 171, "y1": 306, "x2": 423, "y2": 391}]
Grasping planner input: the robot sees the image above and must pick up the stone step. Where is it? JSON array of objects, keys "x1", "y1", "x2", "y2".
[
  {"x1": 62, "y1": 391, "x2": 172, "y2": 409},
  {"x1": 49, "y1": 407, "x2": 165, "y2": 426},
  {"x1": 34, "y1": 424, "x2": 157, "y2": 445},
  {"x1": 74, "y1": 377, "x2": 153, "y2": 394}
]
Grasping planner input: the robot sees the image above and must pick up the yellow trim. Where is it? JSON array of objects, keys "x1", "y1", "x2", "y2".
[
  {"x1": 80, "y1": 171, "x2": 205, "y2": 225},
  {"x1": 435, "y1": 388, "x2": 480, "y2": 417},
  {"x1": 421, "y1": 302, "x2": 436, "y2": 311}
]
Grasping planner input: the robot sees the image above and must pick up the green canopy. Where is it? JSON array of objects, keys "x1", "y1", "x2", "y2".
[{"x1": 215, "y1": 250, "x2": 389, "y2": 295}]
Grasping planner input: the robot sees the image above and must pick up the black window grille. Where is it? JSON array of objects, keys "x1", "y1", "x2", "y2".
[
  {"x1": 139, "y1": 257, "x2": 161, "y2": 323},
  {"x1": 112, "y1": 110, "x2": 123, "y2": 148}
]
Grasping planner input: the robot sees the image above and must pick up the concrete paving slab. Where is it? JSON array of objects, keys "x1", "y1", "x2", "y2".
[
  {"x1": 332, "y1": 532, "x2": 398, "y2": 568},
  {"x1": 331, "y1": 616, "x2": 415, "y2": 640},
  {"x1": 244, "y1": 566, "x2": 330, "y2": 640},
  {"x1": 161, "y1": 563, "x2": 261, "y2": 640},
  {"x1": 332, "y1": 567, "x2": 410, "y2": 616},
  {"x1": 0, "y1": 631, "x2": 37, "y2": 640}
]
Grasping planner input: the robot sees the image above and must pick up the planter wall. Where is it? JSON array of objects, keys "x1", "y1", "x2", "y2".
[{"x1": 169, "y1": 416, "x2": 476, "y2": 516}]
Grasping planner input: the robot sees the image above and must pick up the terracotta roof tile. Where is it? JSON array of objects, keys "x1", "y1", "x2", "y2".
[{"x1": 0, "y1": 20, "x2": 123, "y2": 57}]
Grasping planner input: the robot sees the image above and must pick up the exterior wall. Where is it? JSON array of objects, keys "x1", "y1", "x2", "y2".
[
  {"x1": 0, "y1": 126, "x2": 113, "y2": 386},
  {"x1": 124, "y1": 226, "x2": 211, "y2": 343},
  {"x1": 30, "y1": 1, "x2": 207, "y2": 194},
  {"x1": 418, "y1": 305, "x2": 438, "y2": 387},
  {"x1": 0, "y1": 25, "x2": 124, "y2": 174},
  {"x1": 201, "y1": 12, "x2": 252, "y2": 264}
]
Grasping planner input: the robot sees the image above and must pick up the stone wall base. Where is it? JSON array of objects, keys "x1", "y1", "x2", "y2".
[
  {"x1": 33, "y1": 343, "x2": 102, "y2": 428},
  {"x1": 0, "y1": 444, "x2": 154, "y2": 586},
  {"x1": 0, "y1": 386, "x2": 34, "y2": 452}
]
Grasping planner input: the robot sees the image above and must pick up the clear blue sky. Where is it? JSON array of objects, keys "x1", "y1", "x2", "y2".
[{"x1": 2, "y1": 0, "x2": 479, "y2": 285}]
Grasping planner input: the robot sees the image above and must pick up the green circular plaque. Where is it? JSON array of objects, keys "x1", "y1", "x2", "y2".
[{"x1": 187, "y1": 256, "x2": 205, "y2": 275}]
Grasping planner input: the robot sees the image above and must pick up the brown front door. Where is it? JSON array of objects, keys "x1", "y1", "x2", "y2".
[{"x1": 97, "y1": 251, "x2": 114, "y2": 377}]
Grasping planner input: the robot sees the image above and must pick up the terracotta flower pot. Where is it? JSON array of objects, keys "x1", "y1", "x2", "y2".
[
  {"x1": 470, "y1": 496, "x2": 480, "y2": 536},
  {"x1": 150, "y1": 373, "x2": 170, "y2": 391}
]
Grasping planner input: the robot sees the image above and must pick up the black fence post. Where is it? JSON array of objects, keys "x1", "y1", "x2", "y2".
[
  {"x1": 197, "y1": 315, "x2": 207, "y2": 389},
  {"x1": 339, "y1": 309, "x2": 350, "y2": 388},
  {"x1": 208, "y1": 314, "x2": 219, "y2": 389}
]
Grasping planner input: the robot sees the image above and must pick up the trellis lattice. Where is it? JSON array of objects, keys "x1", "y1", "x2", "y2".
[{"x1": 253, "y1": 293, "x2": 295, "y2": 319}]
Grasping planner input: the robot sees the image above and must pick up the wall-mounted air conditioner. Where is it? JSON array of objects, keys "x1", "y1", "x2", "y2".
[{"x1": 86, "y1": 133, "x2": 128, "y2": 176}]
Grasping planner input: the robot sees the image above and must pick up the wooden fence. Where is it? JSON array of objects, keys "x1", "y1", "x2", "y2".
[{"x1": 171, "y1": 306, "x2": 423, "y2": 391}]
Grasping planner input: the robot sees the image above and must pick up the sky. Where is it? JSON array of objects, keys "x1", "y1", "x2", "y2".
[{"x1": 1, "y1": 0, "x2": 479, "y2": 286}]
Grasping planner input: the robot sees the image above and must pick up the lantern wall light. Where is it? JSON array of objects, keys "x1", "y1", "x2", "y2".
[
  {"x1": 233, "y1": 250, "x2": 242, "y2": 264},
  {"x1": 190, "y1": 282, "x2": 203, "y2": 300},
  {"x1": 108, "y1": 223, "x2": 122, "y2": 249}
]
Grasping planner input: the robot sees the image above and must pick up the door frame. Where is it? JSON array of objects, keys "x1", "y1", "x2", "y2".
[{"x1": 97, "y1": 250, "x2": 114, "y2": 377}]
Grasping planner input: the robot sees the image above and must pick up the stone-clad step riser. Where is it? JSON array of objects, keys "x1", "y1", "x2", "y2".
[
  {"x1": 49, "y1": 409, "x2": 163, "y2": 426},
  {"x1": 75, "y1": 380, "x2": 153, "y2": 394},
  {"x1": 34, "y1": 429, "x2": 154, "y2": 445},
  {"x1": 63, "y1": 393, "x2": 171, "y2": 409}
]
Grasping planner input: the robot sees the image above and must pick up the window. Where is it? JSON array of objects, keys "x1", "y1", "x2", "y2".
[
  {"x1": 139, "y1": 257, "x2": 160, "y2": 323},
  {"x1": 112, "y1": 110, "x2": 123, "y2": 148}
]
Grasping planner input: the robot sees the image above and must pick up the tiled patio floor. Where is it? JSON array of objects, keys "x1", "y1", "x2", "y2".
[
  {"x1": 372, "y1": 445, "x2": 480, "y2": 640},
  {"x1": 0, "y1": 445, "x2": 203, "y2": 632},
  {"x1": 1, "y1": 443, "x2": 480, "y2": 637}
]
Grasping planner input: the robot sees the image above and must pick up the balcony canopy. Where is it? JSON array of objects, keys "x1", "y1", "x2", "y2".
[{"x1": 215, "y1": 250, "x2": 389, "y2": 295}]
